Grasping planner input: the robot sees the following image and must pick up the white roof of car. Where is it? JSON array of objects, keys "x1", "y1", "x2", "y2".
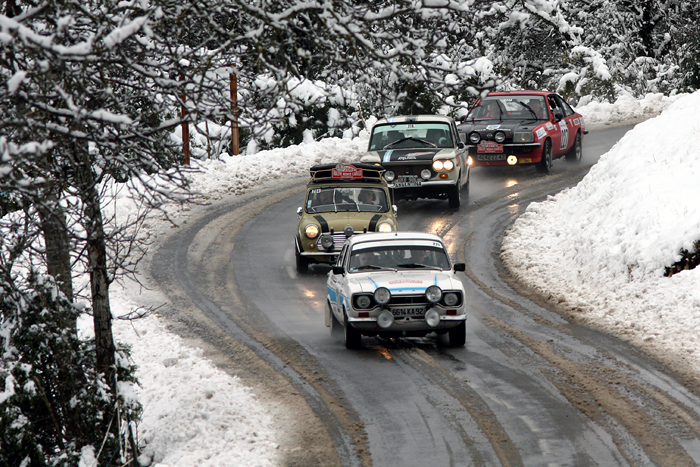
[
  {"x1": 347, "y1": 232, "x2": 445, "y2": 248},
  {"x1": 372, "y1": 115, "x2": 454, "y2": 126}
]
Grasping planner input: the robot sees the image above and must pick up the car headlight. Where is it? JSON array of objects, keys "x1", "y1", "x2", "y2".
[
  {"x1": 432, "y1": 160, "x2": 444, "y2": 171},
  {"x1": 469, "y1": 131, "x2": 481, "y2": 144},
  {"x1": 467, "y1": 155, "x2": 474, "y2": 166},
  {"x1": 513, "y1": 132, "x2": 534, "y2": 143},
  {"x1": 444, "y1": 292, "x2": 459, "y2": 306},
  {"x1": 320, "y1": 235, "x2": 334, "y2": 250},
  {"x1": 494, "y1": 131, "x2": 506, "y2": 143},
  {"x1": 443, "y1": 159, "x2": 454, "y2": 171},
  {"x1": 374, "y1": 287, "x2": 391, "y2": 305},
  {"x1": 377, "y1": 222, "x2": 393, "y2": 233},
  {"x1": 356, "y1": 295, "x2": 372, "y2": 309},
  {"x1": 420, "y1": 169, "x2": 432, "y2": 180},
  {"x1": 305, "y1": 224, "x2": 319, "y2": 238},
  {"x1": 425, "y1": 285, "x2": 442, "y2": 303},
  {"x1": 385, "y1": 171, "x2": 396, "y2": 182}
]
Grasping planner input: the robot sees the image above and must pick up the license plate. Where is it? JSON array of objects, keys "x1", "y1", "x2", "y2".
[
  {"x1": 391, "y1": 307, "x2": 426, "y2": 316},
  {"x1": 477, "y1": 141, "x2": 504, "y2": 153},
  {"x1": 392, "y1": 176, "x2": 421, "y2": 188},
  {"x1": 477, "y1": 154, "x2": 507, "y2": 161}
]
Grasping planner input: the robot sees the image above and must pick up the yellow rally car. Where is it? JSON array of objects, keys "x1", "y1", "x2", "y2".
[{"x1": 295, "y1": 163, "x2": 398, "y2": 274}]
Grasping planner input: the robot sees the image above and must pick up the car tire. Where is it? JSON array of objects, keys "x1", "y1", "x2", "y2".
[
  {"x1": 536, "y1": 139, "x2": 553, "y2": 174},
  {"x1": 330, "y1": 304, "x2": 343, "y2": 337},
  {"x1": 344, "y1": 310, "x2": 362, "y2": 349},
  {"x1": 448, "y1": 180, "x2": 461, "y2": 209},
  {"x1": 565, "y1": 133, "x2": 582, "y2": 164},
  {"x1": 447, "y1": 321, "x2": 466, "y2": 347},
  {"x1": 295, "y1": 248, "x2": 309, "y2": 274}
]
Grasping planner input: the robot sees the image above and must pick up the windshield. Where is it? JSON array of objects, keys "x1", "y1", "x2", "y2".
[
  {"x1": 368, "y1": 122, "x2": 454, "y2": 151},
  {"x1": 349, "y1": 246, "x2": 450, "y2": 272},
  {"x1": 306, "y1": 186, "x2": 389, "y2": 213},
  {"x1": 465, "y1": 96, "x2": 549, "y2": 122}
]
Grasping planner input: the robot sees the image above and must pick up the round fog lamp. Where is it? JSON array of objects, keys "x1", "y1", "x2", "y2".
[
  {"x1": 425, "y1": 285, "x2": 442, "y2": 303},
  {"x1": 469, "y1": 132, "x2": 481, "y2": 144},
  {"x1": 420, "y1": 169, "x2": 432, "y2": 180},
  {"x1": 495, "y1": 131, "x2": 506, "y2": 143},
  {"x1": 385, "y1": 171, "x2": 396, "y2": 182},
  {"x1": 425, "y1": 309, "x2": 440, "y2": 328},
  {"x1": 320, "y1": 235, "x2": 334, "y2": 250},
  {"x1": 374, "y1": 287, "x2": 391, "y2": 305},
  {"x1": 507, "y1": 155, "x2": 518, "y2": 165},
  {"x1": 377, "y1": 310, "x2": 394, "y2": 329}
]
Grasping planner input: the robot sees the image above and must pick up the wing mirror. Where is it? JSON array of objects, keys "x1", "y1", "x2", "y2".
[
  {"x1": 453, "y1": 263, "x2": 466, "y2": 273},
  {"x1": 296, "y1": 207, "x2": 302, "y2": 217},
  {"x1": 332, "y1": 266, "x2": 345, "y2": 276}
]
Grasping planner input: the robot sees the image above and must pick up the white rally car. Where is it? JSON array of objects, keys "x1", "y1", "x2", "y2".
[{"x1": 325, "y1": 232, "x2": 467, "y2": 349}]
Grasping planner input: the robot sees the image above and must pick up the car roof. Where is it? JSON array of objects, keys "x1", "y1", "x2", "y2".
[
  {"x1": 346, "y1": 231, "x2": 445, "y2": 247},
  {"x1": 372, "y1": 115, "x2": 454, "y2": 126},
  {"x1": 483, "y1": 90, "x2": 551, "y2": 98}
]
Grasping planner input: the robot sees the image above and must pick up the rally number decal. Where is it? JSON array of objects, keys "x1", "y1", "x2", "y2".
[{"x1": 559, "y1": 121, "x2": 569, "y2": 150}]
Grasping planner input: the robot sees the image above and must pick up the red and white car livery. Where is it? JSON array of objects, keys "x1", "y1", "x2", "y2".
[
  {"x1": 326, "y1": 232, "x2": 467, "y2": 349},
  {"x1": 457, "y1": 90, "x2": 587, "y2": 173}
]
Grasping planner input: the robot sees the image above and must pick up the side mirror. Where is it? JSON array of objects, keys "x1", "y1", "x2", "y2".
[
  {"x1": 457, "y1": 141, "x2": 465, "y2": 149},
  {"x1": 554, "y1": 112, "x2": 564, "y2": 122},
  {"x1": 392, "y1": 205, "x2": 398, "y2": 217},
  {"x1": 453, "y1": 263, "x2": 466, "y2": 272},
  {"x1": 296, "y1": 207, "x2": 302, "y2": 217},
  {"x1": 332, "y1": 266, "x2": 345, "y2": 276}
]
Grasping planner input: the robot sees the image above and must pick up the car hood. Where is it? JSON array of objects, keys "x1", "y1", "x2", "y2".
[
  {"x1": 457, "y1": 120, "x2": 540, "y2": 134},
  {"x1": 349, "y1": 269, "x2": 463, "y2": 293},
  {"x1": 308, "y1": 211, "x2": 393, "y2": 231},
  {"x1": 360, "y1": 148, "x2": 456, "y2": 164}
]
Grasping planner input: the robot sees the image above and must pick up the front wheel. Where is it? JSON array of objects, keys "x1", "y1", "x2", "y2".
[
  {"x1": 536, "y1": 140, "x2": 553, "y2": 174},
  {"x1": 446, "y1": 321, "x2": 466, "y2": 347},
  {"x1": 330, "y1": 304, "x2": 343, "y2": 337},
  {"x1": 565, "y1": 133, "x2": 582, "y2": 164},
  {"x1": 295, "y1": 248, "x2": 309, "y2": 274},
  {"x1": 448, "y1": 181, "x2": 461, "y2": 208},
  {"x1": 344, "y1": 310, "x2": 362, "y2": 349}
]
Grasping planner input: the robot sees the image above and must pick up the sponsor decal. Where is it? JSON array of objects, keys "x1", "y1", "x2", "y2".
[
  {"x1": 545, "y1": 122, "x2": 554, "y2": 130},
  {"x1": 332, "y1": 163, "x2": 363, "y2": 179},
  {"x1": 389, "y1": 280, "x2": 423, "y2": 284},
  {"x1": 485, "y1": 125, "x2": 501, "y2": 130},
  {"x1": 382, "y1": 150, "x2": 394, "y2": 163},
  {"x1": 573, "y1": 118, "x2": 580, "y2": 125},
  {"x1": 477, "y1": 140, "x2": 504, "y2": 153},
  {"x1": 398, "y1": 155, "x2": 417, "y2": 161},
  {"x1": 536, "y1": 127, "x2": 546, "y2": 140}
]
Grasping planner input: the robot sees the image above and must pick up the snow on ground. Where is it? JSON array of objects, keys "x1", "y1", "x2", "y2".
[{"x1": 105, "y1": 91, "x2": 692, "y2": 466}]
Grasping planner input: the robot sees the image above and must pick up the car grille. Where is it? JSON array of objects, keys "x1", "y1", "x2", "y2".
[{"x1": 383, "y1": 163, "x2": 432, "y2": 177}]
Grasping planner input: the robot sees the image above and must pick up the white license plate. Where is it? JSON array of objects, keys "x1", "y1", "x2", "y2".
[
  {"x1": 477, "y1": 154, "x2": 507, "y2": 161},
  {"x1": 391, "y1": 307, "x2": 426, "y2": 316},
  {"x1": 392, "y1": 176, "x2": 421, "y2": 188}
]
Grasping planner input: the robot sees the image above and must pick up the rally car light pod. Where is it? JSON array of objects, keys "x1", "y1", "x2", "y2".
[
  {"x1": 494, "y1": 131, "x2": 506, "y2": 143},
  {"x1": 468, "y1": 132, "x2": 481, "y2": 144},
  {"x1": 377, "y1": 310, "x2": 394, "y2": 329},
  {"x1": 425, "y1": 309, "x2": 440, "y2": 328},
  {"x1": 374, "y1": 287, "x2": 391, "y2": 305},
  {"x1": 377, "y1": 222, "x2": 393, "y2": 233},
  {"x1": 425, "y1": 285, "x2": 442, "y2": 303},
  {"x1": 384, "y1": 171, "x2": 396, "y2": 182},
  {"x1": 305, "y1": 224, "x2": 320, "y2": 238},
  {"x1": 320, "y1": 235, "x2": 334, "y2": 250},
  {"x1": 514, "y1": 132, "x2": 535, "y2": 143},
  {"x1": 507, "y1": 155, "x2": 518, "y2": 166}
]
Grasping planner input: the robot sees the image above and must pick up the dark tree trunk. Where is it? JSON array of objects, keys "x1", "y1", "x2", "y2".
[
  {"x1": 74, "y1": 149, "x2": 116, "y2": 382},
  {"x1": 36, "y1": 186, "x2": 74, "y2": 303}
]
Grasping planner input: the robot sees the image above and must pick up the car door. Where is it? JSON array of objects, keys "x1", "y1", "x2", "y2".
[
  {"x1": 551, "y1": 94, "x2": 580, "y2": 155},
  {"x1": 327, "y1": 245, "x2": 348, "y2": 316},
  {"x1": 547, "y1": 94, "x2": 568, "y2": 156},
  {"x1": 450, "y1": 121, "x2": 468, "y2": 185}
]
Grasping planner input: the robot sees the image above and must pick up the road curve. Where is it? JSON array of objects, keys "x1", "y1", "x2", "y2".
[{"x1": 145, "y1": 125, "x2": 700, "y2": 466}]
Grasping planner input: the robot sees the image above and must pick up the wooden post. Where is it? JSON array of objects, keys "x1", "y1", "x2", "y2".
[
  {"x1": 180, "y1": 74, "x2": 190, "y2": 165},
  {"x1": 230, "y1": 70, "x2": 240, "y2": 155}
]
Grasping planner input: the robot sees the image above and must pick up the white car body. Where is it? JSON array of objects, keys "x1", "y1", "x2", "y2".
[{"x1": 326, "y1": 232, "x2": 468, "y2": 348}]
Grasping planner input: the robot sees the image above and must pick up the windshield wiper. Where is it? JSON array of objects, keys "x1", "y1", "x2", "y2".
[
  {"x1": 383, "y1": 137, "x2": 437, "y2": 150},
  {"x1": 396, "y1": 263, "x2": 440, "y2": 269}
]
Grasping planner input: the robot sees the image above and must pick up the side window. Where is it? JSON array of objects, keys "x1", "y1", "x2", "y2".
[
  {"x1": 552, "y1": 95, "x2": 574, "y2": 117},
  {"x1": 337, "y1": 245, "x2": 349, "y2": 268}
]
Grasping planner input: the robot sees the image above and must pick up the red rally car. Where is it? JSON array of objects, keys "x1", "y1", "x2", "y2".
[{"x1": 457, "y1": 90, "x2": 588, "y2": 173}]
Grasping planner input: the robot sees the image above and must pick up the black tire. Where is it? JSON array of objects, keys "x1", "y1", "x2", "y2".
[
  {"x1": 565, "y1": 133, "x2": 582, "y2": 164},
  {"x1": 344, "y1": 310, "x2": 362, "y2": 349},
  {"x1": 330, "y1": 304, "x2": 343, "y2": 337},
  {"x1": 448, "y1": 180, "x2": 461, "y2": 208},
  {"x1": 295, "y1": 248, "x2": 309, "y2": 274},
  {"x1": 447, "y1": 321, "x2": 466, "y2": 347},
  {"x1": 536, "y1": 139, "x2": 553, "y2": 174}
]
